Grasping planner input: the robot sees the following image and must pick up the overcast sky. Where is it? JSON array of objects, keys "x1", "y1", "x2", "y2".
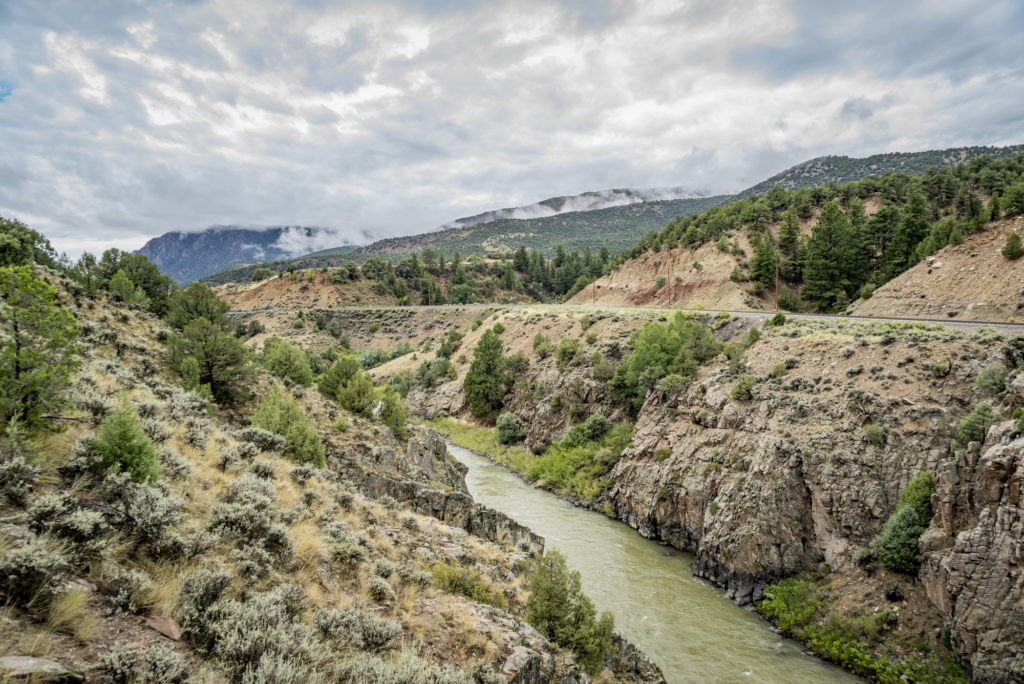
[{"x1": 1, "y1": 0, "x2": 1022, "y2": 258}]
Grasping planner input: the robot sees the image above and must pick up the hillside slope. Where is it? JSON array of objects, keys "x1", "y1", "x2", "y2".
[
  {"x1": 849, "y1": 218, "x2": 1024, "y2": 321},
  {"x1": 0, "y1": 269, "x2": 662, "y2": 682},
  {"x1": 737, "y1": 145, "x2": 1024, "y2": 198}
]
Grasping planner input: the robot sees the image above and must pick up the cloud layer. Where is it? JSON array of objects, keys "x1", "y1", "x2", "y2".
[{"x1": 1, "y1": 0, "x2": 1021, "y2": 257}]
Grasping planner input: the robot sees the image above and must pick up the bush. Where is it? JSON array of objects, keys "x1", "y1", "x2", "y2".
[
  {"x1": 533, "y1": 333, "x2": 552, "y2": 359},
  {"x1": 554, "y1": 338, "x2": 582, "y2": 369},
  {"x1": 897, "y1": 472, "x2": 935, "y2": 527},
  {"x1": 873, "y1": 506, "x2": 925, "y2": 574},
  {"x1": 957, "y1": 401, "x2": 1001, "y2": 444},
  {"x1": 234, "y1": 427, "x2": 285, "y2": 453},
  {"x1": 758, "y1": 577, "x2": 821, "y2": 633},
  {"x1": 976, "y1": 362, "x2": 1008, "y2": 393},
  {"x1": 581, "y1": 414, "x2": 613, "y2": 441},
  {"x1": 252, "y1": 384, "x2": 325, "y2": 467},
  {"x1": 0, "y1": 433, "x2": 40, "y2": 505},
  {"x1": 262, "y1": 338, "x2": 314, "y2": 386},
  {"x1": 591, "y1": 352, "x2": 613, "y2": 381},
  {"x1": 0, "y1": 541, "x2": 70, "y2": 611},
  {"x1": 431, "y1": 563, "x2": 505, "y2": 608},
  {"x1": 496, "y1": 411, "x2": 520, "y2": 445},
  {"x1": 367, "y1": 576, "x2": 395, "y2": 603},
  {"x1": 91, "y1": 403, "x2": 160, "y2": 482},
  {"x1": 864, "y1": 423, "x2": 885, "y2": 445},
  {"x1": 730, "y1": 375, "x2": 756, "y2": 401},
  {"x1": 314, "y1": 606, "x2": 401, "y2": 651},
  {"x1": 526, "y1": 550, "x2": 613, "y2": 676}
]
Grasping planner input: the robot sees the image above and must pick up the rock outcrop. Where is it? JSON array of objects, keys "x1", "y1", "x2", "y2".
[{"x1": 922, "y1": 421, "x2": 1024, "y2": 683}]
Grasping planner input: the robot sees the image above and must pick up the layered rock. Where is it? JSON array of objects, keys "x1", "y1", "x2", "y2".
[{"x1": 922, "y1": 421, "x2": 1024, "y2": 683}]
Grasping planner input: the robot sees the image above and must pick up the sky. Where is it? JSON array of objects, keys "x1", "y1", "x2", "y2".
[{"x1": 1, "y1": 0, "x2": 1022, "y2": 258}]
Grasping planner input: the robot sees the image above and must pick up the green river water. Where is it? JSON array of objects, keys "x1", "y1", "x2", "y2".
[{"x1": 447, "y1": 442, "x2": 858, "y2": 684}]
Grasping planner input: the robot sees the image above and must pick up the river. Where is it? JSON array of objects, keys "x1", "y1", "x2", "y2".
[{"x1": 447, "y1": 442, "x2": 857, "y2": 684}]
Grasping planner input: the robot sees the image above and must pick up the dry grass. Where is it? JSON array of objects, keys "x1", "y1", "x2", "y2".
[{"x1": 48, "y1": 588, "x2": 100, "y2": 642}]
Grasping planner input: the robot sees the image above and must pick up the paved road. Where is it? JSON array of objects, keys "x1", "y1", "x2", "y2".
[{"x1": 233, "y1": 302, "x2": 1024, "y2": 336}]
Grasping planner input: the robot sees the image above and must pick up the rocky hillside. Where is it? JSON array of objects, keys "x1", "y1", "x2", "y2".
[
  {"x1": 352, "y1": 304, "x2": 1022, "y2": 681},
  {"x1": 849, "y1": 217, "x2": 1024, "y2": 322},
  {"x1": 135, "y1": 226, "x2": 355, "y2": 284},
  {"x1": 0, "y1": 269, "x2": 663, "y2": 683},
  {"x1": 738, "y1": 145, "x2": 1024, "y2": 199}
]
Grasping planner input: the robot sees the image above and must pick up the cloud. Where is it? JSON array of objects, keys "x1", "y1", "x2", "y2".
[{"x1": 0, "y1": 0, "x2": 1021, "y2": 258}]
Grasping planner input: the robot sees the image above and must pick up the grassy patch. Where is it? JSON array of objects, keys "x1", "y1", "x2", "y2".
[
  {"x1": 758, "y1": 576, "x2": 966, "y2": 683},
  {"x1": 423, "y1": 416, "x2": 534, "y2": 473}
]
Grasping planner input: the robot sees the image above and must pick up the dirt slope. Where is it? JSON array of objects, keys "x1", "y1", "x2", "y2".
[
  {"x1": 849, "y1": 218, "x2": 1024, "y2": 322},
  {"x1": 216, "y1": 270, "x2": 399, "y2": 311}
]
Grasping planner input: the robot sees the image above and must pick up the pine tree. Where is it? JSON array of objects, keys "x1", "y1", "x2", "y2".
[
  {"x1": 873, "y1": 506, "x2": 925, "y2": 574},
  {"x1": 1002, "y1": 231, "x2": 1024, "y2": 260},
  {"x1": 166, "y1": 282, "x2": 231, "y2": 330},
  {"x1": 800, "y1": 203, "x2": 856, "y2": 311},
  {"x1": 464, "y1": 329, "x2": 506, "y2": 417},
  {"x1": 884, "y1": 192, "x2": 929, "y2": 279},
  {"x1": 166, "y1": 318, "x2": 250, "y2": 401},
  {"x1": 252, "y1": 384, "x2": 324, "y2": 466},
  {"x1": 92, "y1": 403, "x2": 160, "y2": 482},
  {"x1": 513, "y1": 246, "x2": 529, "y2": 272},
  {"x1": 0, "y1": 266, "x2": 81, "y2": 430},
  {"x1": 750, "y1": 232, "x2": 778, "y2": 289},
  {"x1": 778, "y1": 210, "x2": 800, "y2": 258}
]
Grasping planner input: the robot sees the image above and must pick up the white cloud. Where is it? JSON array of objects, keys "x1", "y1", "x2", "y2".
[{"x1": 0, "y1": 0, "x2": 1020, "y2": 259}]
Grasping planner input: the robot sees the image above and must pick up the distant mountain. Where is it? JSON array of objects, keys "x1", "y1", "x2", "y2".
[
  {"x1": 197, "y1": 143, "x2": 1024, "y2": 285},
  {"x1": 135, "y1": 226, "x2": 358, "y2": 284},
  {"x1": 736, "y1": 144, "x2": 1024, "y2": 198}
]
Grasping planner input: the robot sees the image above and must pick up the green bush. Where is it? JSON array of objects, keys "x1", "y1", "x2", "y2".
[
  {"x1": 262, "y1": 338, "x2": 314, "y2": 386},
  {"x1": 525, "y1": 421, "x2": 630, "y2": 502},
  {"x1": 1002, "y1": 231, "x2": 1024, "y2": 260},
  {"x1": 873, "y1": 506, "x2": 925, "y2": 574},
  {"x1": 957, "y1": 401, "x2": 1001, "y2": 444},
  {"x1": 252, "y1": 385, "x2": 325, "y2": 467},
  {"x1": 464, "y1": 329, "x2": 507, "y2": 417},
  {"x1": 317, "y1": 357, "x2": 361, "y2": 399},
  {"x1": 92, "y1": 403, "x2": 160, "y2": 482},
  {"x1": 767, "y1": 312, "x2": 787, "y2": 326},
  {"x1": 431, "y1": 563, "x2": 505, "y2": 608},
  {"x1": 897, "y1": 472, "x2": 935, "y2": 527},
  {"x1": 496, "y1": 411, "x2": 520, "y2": 445},
  {"x1": 758, "y1": 577, "x2": 821, "y2": 633},
  {"x1": 730, "y1": 375, "x2": 756, "y2": 401},
  {"x1": 533, "y1": 333, "x2": 552, "y2": 359},
  {"x1": 526, "y1": 550, "x2": 613, "y2": 676},
  {"x1": 976, "y1": 362, "x2": 1008, "y2": 393},
  {"x1": 591, "y1": 352, "x2": 613, "y2": 381},
  {"x1": 864, "y1": 423, "x2": 885, "y2": 445},
  {"x1": 554, "y1": 337, "x2": 583, "y2": 370}
]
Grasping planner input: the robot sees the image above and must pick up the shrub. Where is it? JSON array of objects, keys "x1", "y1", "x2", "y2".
[
  {"x1": 234, "y1": 427, "x2": 285, "y2": 453},
  {"x1": 656, "y1": 373, "x2": 687, "y2": 393},
  {"x1": 976, "y1": 362, "x2": 1008, "y2": 393},
  {"x1": 318, "y1": 357, "x2": 361, "y2": 399},
  {"x1": 873, "y1": 506, "x2": 925, "y2": 574},
  {"x1": 957, "y1": 401, "x2": 1001, "y2": 444},
  {"x1": 175, "y1": 569, "x2": 232, "y2": 649},
  {"x1": 0, "y1": 433, "x2": 40, "y2": 505},
  {"x1": 252, "y1": 384, "x2": 325, "y2": 467},
  {"x1": 591, "y1": 352, "x2": 613, "y2": 381},
  {"x1": 533, "y1": 333, "x2": 552, "y2": 359},
  {"x1": 758, "y1": 577, "x2": 821, "y2": 633},
  {"x1": 493, "y1": 322, "x2": 505, "y2": 334},
  {"x1": 655, "y1": 275, "x2": 667, "y2": 289},
  {"x1": 431, "y1": 563, "x2": 505, "y2": 608},
  {"x1": 262, "y1": 338, "x2": 314, "y2": 386},
  {"x1": 770, "y1": 362, "x2": 787, "y2": 379},
  {"x1": 897, "y1": 472, "x2": 935, "y2": 527},
  {"x1": 554, "y1": 338, "x2": 582, "y2": 369},
  {"x1": 730, "y1": 375, "x2": 756, "y2": 401},
  {"x1": 581, "y1": 414, "x2": 613, "y2": 441},
  {"x1": 367, "y1": 576, "x2": 395, "y2": 603},
  {"x1": 496, "y1": 411, "x2": 520, "y2": 445},
  {"x1": 91, "y1": 403, "x2": 160, "y2": 482},
  {"x1": 0, "y1": 541, "x2": 70, "y2": 611},
  {"x1": 526, "y1": 550, "x2": 613, "y2": 676},
  {"x1": 864, "y1": 423, "x2": 885, "y2": 446},
  {"x1": 314, "y1": 606, "x2": 401, "y2": 651},
  {"x1": 884, "y1": 581, "x2": 905, "y2": 602}
]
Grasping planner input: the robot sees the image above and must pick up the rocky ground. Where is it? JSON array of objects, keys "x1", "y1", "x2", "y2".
[
  {"x1": 0, "y1": 271, "x2": 664, "y2": 683},
  {"x1": 849, "y1": 217, "x2": 1024, "y2": 323}
]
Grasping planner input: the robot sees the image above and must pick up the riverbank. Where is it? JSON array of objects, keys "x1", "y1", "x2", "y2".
[
  {"x1": 446, "y1": 440, "x2": 858, "y2": 683},
  {"x1": 430, "y1": 417, "x2": 969, "y2": 684}
]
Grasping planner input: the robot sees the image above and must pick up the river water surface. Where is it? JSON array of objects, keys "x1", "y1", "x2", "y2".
[{"x1": 447, "y1": 442, "x2": 856, "y2": 684}]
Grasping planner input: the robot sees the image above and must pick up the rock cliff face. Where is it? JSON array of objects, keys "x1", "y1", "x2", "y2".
[
  {"x1": 606, "y1": 322, "x2": 1003, "y2": 604},
  {"x1": 922, "y1": 421, "x2": 1024, "y2": 683}
]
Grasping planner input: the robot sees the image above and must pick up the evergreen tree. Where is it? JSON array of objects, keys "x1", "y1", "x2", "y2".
[
  {"x1": 987, "y1": 194, "x2": 1001, "y2": 221},
  {"x1": 800, "y1": 202, "x2": 856, "y2": 311},
  {"x1": 512, "y1": 246, "x2": 529, "y2": 272},
  {"x1": 873, "y1": 506, "x2": 925, "y2": 574},
  {"x1": 526, "y1": 550, "x2": 614, "y2": 676},
  {"x1": 317, "y1": 357, "x2": 360, "y2": 399},
  {"x1": 262, "y1": 338, "x2": 314, "y2": 386},
  {"x1": 166, "y1": 282, "x2": 231, "y2": 330},
  {"x1": 750, "y1": 232, "x2": 778, "y2": 289},
  {"x1": 252, "y1": 384, "x2": 324, "y2": 466},
  {"x1": 1002, "y1": 231, "x2": 1024, "y2": 260},
  {"x1": 0, "y1": 217, "x2": 58, "y2": 268},
  {"x1": 884, "y1": 192, "x2": 929, "y2": 279},
  {"x1": 778, "y1": 210, "x2": 800, "y2": 257},
  {"x1": 336, "y1": 372, "x2": 376, "y2": 415},
  {"x1": 92, "y1": 403, "x2": 159, "y2": 482},
  {"x1": 0, "y1": 266, "x2": 81, "y2": 430},
  {"x1": 166, "y1": 318, "x2": 250, "y2": 401},
  {"x1": 464, "y1": 329, "x2": 506, "y2": 417}
]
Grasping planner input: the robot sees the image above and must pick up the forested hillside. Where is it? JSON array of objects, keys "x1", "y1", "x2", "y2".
[{"x1": 614, "y1": 154, "x2": 1024, "y2": 312}]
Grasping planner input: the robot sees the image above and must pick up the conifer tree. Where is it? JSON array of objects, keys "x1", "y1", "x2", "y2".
[
  {"x1": 464, "y1": 328, "x2": 506, "y2": 417},
  {"x1": 750, "y1": 232, "x2": 778, "y2": 289},
  {"x1": 800, "y1": 202, "x2": 855, "y2": 311},
  {"x1": 0, "y1": 266, "x2": 80, "y2": 429},
  {"x1": 1002, "y1": 231, "x2": 1024, "y2": 260}
]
